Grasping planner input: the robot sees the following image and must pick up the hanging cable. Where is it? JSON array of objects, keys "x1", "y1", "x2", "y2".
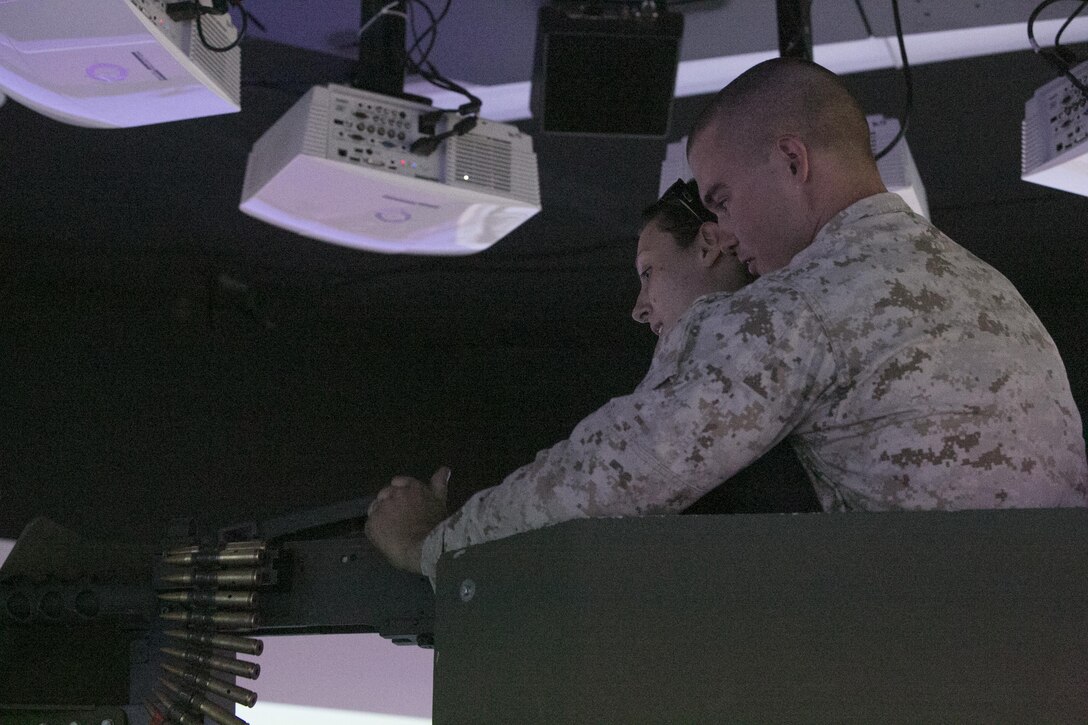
[
  {"x1": 1053, "y1": 0, "x2": 1088, "y2": 59},
  {"x1": 1028, "y1": 0, "x2": 1088, "y2": 100},
  {"x1": 402, "y1": 0, "x2": 480, "y2": 112},
  {"x1": 372, "y1": 0, "x2": 481, "y2": 154},
  {"x1": 406, "y1": 0, "x2": 451, "y2": 70},
  {"x1": 166, "y1": 0, "x2": 253, "y2": 52},
  {"x1": 195, "y1": 6, "x2": 246, "y2": 52},
  {"x1": 352, "y1": 0, "x2": 478, "y2": 112},
  {"x1": 874, "y1": 0, "x2": 913, "y2": 160},
  {"x1": 349, "y1": 1, "x2": 486, "y2": 153}
]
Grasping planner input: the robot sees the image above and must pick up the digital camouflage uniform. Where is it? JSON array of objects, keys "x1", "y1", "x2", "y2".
[{"x1": 421, "y1": 193, "x2": 1088, "y2": 579}]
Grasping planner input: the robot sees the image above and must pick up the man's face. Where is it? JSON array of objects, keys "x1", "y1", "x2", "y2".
[
  {"x1": 631, "y1": 221, "x2": 734, "y2": 338},
  {"x1": 688, "y1": 121, "x2": 806, "y2": 277}
]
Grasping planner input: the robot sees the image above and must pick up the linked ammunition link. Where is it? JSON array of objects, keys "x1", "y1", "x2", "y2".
[
  {"x1": 160, "y1": 675, "x2": 250, "y2": 725},
  {"x1": 152, "y1": 539, "x2": 273, "y2": 724}
]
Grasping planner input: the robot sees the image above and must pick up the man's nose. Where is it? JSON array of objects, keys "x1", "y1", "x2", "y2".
[{"x1": 631, "y1": 290, "x2": 651, "y2": 324}]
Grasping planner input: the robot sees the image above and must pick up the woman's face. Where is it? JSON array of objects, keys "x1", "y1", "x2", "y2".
[{"x1": 631, "y1": 220, "x2": 750, "y2": 338}]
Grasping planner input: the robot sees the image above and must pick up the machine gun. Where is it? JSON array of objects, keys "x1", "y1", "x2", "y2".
[
  {"x1": 0, "y1": 497, "x2": 433, "y2": 725},
  {"x1": 11, "y1": 503, "x2": 1085, "y2": 723}
]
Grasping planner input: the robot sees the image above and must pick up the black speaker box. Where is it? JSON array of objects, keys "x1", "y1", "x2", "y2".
[{"x1": 530, "y1": 5, "x2": 684, "y2": 137}]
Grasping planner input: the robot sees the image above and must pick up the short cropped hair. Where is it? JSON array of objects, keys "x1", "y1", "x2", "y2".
[{"x1": 688, "y1": 57, "x2": 872, "y2": 164}]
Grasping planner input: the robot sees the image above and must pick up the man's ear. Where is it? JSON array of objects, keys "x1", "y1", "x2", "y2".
[
  {"x1": 696, "y1": 222, "x2": 723, "y2": 267},
  {"x1": 776, "y1": 135, "x2": 809, "y2": 182}
]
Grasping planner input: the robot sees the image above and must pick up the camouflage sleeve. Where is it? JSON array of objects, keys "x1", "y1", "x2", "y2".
[{"x1": 420, "y1": 286, "x2": 839, "y2": 580}]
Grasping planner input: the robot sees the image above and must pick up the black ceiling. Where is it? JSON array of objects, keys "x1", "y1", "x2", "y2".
[{"x1": 1, "y1": 3, "x2": 1086, "y2": 546}]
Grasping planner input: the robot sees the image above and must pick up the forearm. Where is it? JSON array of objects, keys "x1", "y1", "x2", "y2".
[
  {"x1": 419, "y1": 288, "x2": 835, "y2": 579},
  {"x1": 420, "y1": 400, "x2": 714, "y2": 579},
  {"x1": 421, "y1": 443, "x2": 585, "y2": 580}
]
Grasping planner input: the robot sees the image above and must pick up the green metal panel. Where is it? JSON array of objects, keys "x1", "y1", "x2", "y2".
[{"x1": 434, "y1": 509, "x2": 1088, "y2": 723}]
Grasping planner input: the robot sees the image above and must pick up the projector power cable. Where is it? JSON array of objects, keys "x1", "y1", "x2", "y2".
[
  {"x1": 1028, "y1": 0, "x2": 1088, "y2": 100},
  {"x1": 409, "y1": 115, "x2": 477, "y2": 156},
  {"x1": 873, "y1": 0, "x2": 912, "y2": 161},
  {"x1": 167, "y1": 0, "x2": 254, "y2": 52},
  {"x1": 350, "y1": 0, "x2": 478, "y2": 156},
  {"x1": 355, "y1": 1, "x2": 479, "y2": 117},
  {"x1": 407, "y1": 0, "x2": 452, "y2": 69},
  {"x1": 1054, "y1": 0, "x2": 1088, "y2": 60},
  {"x1": 399, "y1": 0, "x2": 480, "y2": 111}
]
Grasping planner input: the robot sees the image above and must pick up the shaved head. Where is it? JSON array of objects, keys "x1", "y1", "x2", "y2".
[
  {"x1": 685, "y1": 58, "x2": 887, "y2": 277},
  {"x1": 688, "y1": 57, "x2": 873, "y2": 166}
]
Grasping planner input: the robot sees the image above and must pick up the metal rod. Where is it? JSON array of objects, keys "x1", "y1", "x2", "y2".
[
  {"x1": 165, "y1": 541, "x2": 266, "y2": 555},
  {"x1": 776, "y1": 0, "x2": 814, "y2": 60},
  {"x1": 355, "y1": 0, "x2": 407, "y2": 95}
]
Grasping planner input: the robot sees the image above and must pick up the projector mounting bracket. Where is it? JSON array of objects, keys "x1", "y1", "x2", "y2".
[
  {"x1": 354, "y1": 0, "x2": 430, "y2": 106},
  {"x1": 777, "y1": 0, "x2": 814, "y2": 61}
]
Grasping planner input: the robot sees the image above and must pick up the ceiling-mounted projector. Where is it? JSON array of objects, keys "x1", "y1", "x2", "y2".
[
  {"x1": 0, "y1": 0, "x2": 239, "y2": 128},
  {"x1": 867, "y1": 114, "x2": 929, "y2": 219},
  {"x1": 1022, "y1": 60, "x2": 1088, "y2": 198},
  {"x1": 659, "y1": 114, "x2": 928, "y2": 219},
  {"x1": 240, "y1": 84, "x2": 542, "y2": 256}
]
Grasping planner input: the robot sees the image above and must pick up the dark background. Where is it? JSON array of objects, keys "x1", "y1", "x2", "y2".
[{"x1": 1, "y1": 4, "x2": 1086, "y2": 545}]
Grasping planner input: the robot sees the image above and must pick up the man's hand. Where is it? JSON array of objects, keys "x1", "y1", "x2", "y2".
[{"x1": 365, "y1": 466, "x2": 450, "y2": 574}]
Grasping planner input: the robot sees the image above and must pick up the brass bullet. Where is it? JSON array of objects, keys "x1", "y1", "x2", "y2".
[
  {"x1": 158, "y1": 569, "x2": 266, "y2": 588},
  {"x1": 161, "y1": 548, "x2": 266, "y2": 568},
  {"x1": 160, "y1": 676, "x2": 250, "y2": 725},
  {"x1": 161, "y1": 646, "x2": 260, "y2": 679},
  {"x1": 158, "y1": 590, "x2": 259, "y2": 609},
  {"x1": 161, "y1": 661, "x2": 258, "y2": 707},
  {"x1": 153, "y1": 689, "x2": 203, "y2": 725},
  {"x1": 163, "y1": 629, "x2": 264, "y2": 656},
  {"x1": 159, "y1": 610, "x2": 260, "y2": 630}
]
